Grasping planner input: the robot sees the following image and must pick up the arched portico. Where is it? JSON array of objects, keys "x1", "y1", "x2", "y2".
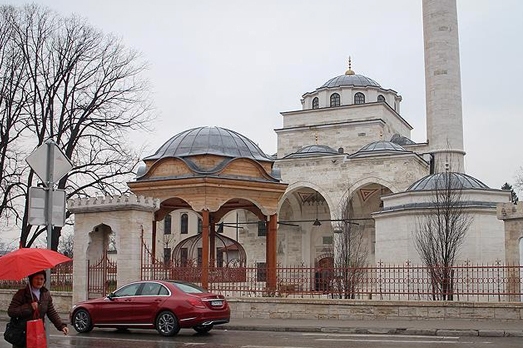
[{"x1": 128, "y1": 127, "x2": 288, "y2": 291}]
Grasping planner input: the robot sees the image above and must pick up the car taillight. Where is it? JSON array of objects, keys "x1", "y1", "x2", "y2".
[{"x1": 186, "y1": 297, "x2": 206, "y2": 309}]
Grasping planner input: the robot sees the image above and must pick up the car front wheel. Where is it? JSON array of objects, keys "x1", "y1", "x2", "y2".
[
  {"x1": 193, "y1": 324, "x2": 213, "y2": 334},
  {"x1": 155, "y1": 311, "x2": 180, "y2": 336},
  {"x1": 72, "y1": 309, "x2": 93, "y2": 333}
]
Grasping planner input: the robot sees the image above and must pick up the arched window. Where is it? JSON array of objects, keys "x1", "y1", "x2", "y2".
[
  {"x1": 164, "y1": 214, "x2": 172, "y2": 235},
  {"x1": 354, "y1": 92, "x2": 365, "y2": 104},
  {"x1": 181, "y1": 213, "x2": 188, "y2": 234},
  {"x1": 377, "y1": 95, "x2": 386, "y2": 103},
  {"x1": 330, "y1": 93, "x2": 340, "y2": 107},
  {"x1": 312, "y1": 97, "x2": 319, "y2": 109}
]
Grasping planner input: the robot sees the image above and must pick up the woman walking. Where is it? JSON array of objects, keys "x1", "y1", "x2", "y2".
[{"x1": 7, "y1": 270, "x2": 68, "y2": 348}]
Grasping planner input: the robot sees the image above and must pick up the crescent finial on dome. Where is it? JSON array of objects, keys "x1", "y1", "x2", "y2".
[{"x1": 345, "y1": 56, "x2": 355, "y2": 75}]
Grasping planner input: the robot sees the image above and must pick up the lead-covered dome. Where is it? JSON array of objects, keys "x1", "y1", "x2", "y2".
[
  {"x1": 144, "y1": 126, "x2": 272, "y2": 162},
  {"x1": 407, "y1": 172, "x2": 489, "y2": 191},
  {"x1": 320, "y1": 74, "x2": 381, "y2": 89},
  {"x1": 283, "y1": 144, "x2": 340, "y2": 159},
  {"x1": 350, "y1": 141, "x2": 410, "y2": 158}
]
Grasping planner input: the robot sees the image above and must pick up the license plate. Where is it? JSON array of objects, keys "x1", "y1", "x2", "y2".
[{"x1": 211, "y1": 300, "x2": 223, "y2": 306}]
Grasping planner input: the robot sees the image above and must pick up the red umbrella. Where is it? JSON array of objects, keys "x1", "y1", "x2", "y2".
[{"x1": 0, "y1": 248, "x2": 72, "y2": 280}]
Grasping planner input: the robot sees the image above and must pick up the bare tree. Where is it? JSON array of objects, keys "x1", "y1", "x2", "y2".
[
  {"x1": 0, "y1": 6, "x2": 30, "y2": 225},
  {"x1": 57, "y1": 230, "x2": 74, "y2": 257},
  {"x1": 415, "y1": 170, "x2": 473, "y2": 300},
  {"x1": 331, "y1": 196, "x2": 368, "y2": 299},
  {"x1": 515, "y1": 168, "x2": 523, "y2": 196},
  {"x1": 0, "y1": 4, "x2": 154, "y2": 249}
]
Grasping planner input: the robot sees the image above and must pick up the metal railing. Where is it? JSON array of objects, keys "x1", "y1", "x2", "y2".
[
  {"x1": 141, "y1": 260, "x2": 523, "y2": 302},
  {"x1": 3, "y1": 258, "x2": 518, "y2": 303}
]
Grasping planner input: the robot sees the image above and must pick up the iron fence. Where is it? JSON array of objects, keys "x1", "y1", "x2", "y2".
[
  {"x1": 1, "y1": 259, "x2": 520, "y2": 302},
  {"x1": 141, "y1": 260, "x2": 523, "y2": 302}
]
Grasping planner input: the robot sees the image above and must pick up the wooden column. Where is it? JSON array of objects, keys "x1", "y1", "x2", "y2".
[
  {"x1": 151, "y1": 220, "x2": 156, "y2": 263},
  {"x1": 266, "y1": 214, "x2": 278, "y2": 291},
  {"x1": 210, "y1": 222, "x2": 216, "y2": 267},
  {"x1": 201, "y1": 210, "x2": 210, "y2": 289}
]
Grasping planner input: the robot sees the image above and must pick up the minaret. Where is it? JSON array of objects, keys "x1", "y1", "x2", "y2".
[{"x1": 423, "y1": 0, "x2": 465, "y2": 173}]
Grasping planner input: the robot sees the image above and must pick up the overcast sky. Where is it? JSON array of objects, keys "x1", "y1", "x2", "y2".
[{"x1": 6, "y1": 0, "x2": 523, "y2": 192}]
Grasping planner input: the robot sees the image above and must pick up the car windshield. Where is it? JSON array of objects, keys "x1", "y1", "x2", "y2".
[{"x1": 171, "y1": 281, "x2": 207, "y2": 294}]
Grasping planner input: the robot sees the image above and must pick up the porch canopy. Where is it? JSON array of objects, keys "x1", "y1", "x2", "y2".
[{"x1": 128, "y1": 126, "x2": 287, "y2": 290}]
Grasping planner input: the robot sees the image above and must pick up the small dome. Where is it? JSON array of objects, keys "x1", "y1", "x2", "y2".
[
  {"x1": 350, "y1": 141, "x2": 410, "y2": 158},
  {"x1": 320, "y1": 74, "x2": 381, "y2": 89},
  {"x1": 135, "y1": 162, "x2": 147, "y2": 177},
  {"x1": 283, "y1": 144, "x2": 340, "y2": 159},
  {"x1": 407, "y1": 172, "x2": 490, "y2": 191},
  {"x1": 144, "y1": 126, "x2": 272, "y2": 162}
]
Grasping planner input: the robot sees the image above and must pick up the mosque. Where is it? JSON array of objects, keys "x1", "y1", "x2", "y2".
[{"x1": 69, "y1": 0, "x2": 514, "y2": 301}]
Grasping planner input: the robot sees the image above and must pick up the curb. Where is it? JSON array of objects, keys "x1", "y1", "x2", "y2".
[{"x1": 216, "y1": 324, "x2": 523, "y2": 338}]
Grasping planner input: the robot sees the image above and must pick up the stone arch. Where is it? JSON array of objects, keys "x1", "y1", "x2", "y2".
[
  {"x1": 277, "y1": 182, "x2": 335, "y2": 267},
  {"x1": 340, "y1": 180, "x2": 396, "y2": 266},
  {"x1": 86, "y1": 223, "x2": 114, "y2": 263}
]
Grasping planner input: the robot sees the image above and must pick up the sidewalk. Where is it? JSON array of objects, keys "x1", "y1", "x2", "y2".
[
  {"x1": 2, "y1": 312, "x2": 523, "y2": 338},
  {"x1": 220, "y1": 317, "x2": 523, "y2": 338}
]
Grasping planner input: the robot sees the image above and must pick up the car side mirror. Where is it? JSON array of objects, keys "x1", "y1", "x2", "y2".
[{"x1": 107, "y1": 292, "x2": 116, "y2": 300}]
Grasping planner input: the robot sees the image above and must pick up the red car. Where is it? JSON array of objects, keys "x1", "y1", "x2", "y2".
[{"x1": 70, "y1": 280, "x2": 230, "y2": 336}]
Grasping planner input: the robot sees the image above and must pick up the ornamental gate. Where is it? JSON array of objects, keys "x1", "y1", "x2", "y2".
[{"x1": 87, "y1": 253, "x2": 117, "y2": 298}]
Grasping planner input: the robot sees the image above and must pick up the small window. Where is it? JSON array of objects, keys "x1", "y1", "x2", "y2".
[
  {"x1": 163, "y1": 248, "x2": 171, "y2": 264},
  {"x1": 181, "y1": 248, "x2": 188, "y2": 266},
  {"x1": 377, "y1": 95, "x2": 386, "y2": 103},
  {"x1": 330, "y1": 93, "x2": 340, "y2": 107},
  {"x1": 322, "y1": 236, "x2": 333, "y2": 245},
  {"x1": 258, "y1": 221, "x2": 267, "y2": 237},
  {"x1": 312, "y1": 97, "x2": 319, "y2": 109},
  {"x1": 181, "y1": 213, "x2": 188, "y2": 234},
  {"x1": 354, "y1": 92, "x2": 365, "y2": 104},
  {"x1": 197, "y1": 218, "x2": 202, "y2": 233},
  {"x1": 164, "y1": 214, "x2": 172, "y2": 235},
  {"x1": 256, "y1": 262, "x2": 267, "y2": 282}
]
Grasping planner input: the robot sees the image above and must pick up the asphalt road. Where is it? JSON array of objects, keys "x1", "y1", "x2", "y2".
[{"x1": 2, "y1": 327, "x2": 523, "y2": 348}]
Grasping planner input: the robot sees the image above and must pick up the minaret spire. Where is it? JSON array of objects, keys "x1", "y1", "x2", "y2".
[{"x1": 423, "y1": 0, "x2": 465, "y2": 173}]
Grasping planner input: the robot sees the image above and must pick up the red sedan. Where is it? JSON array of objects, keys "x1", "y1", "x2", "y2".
[{"x1": 70, "y1": 280, "x2": 230, "y2": 336}]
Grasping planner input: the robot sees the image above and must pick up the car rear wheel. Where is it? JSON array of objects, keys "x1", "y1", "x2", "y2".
[
  {"x1": 72, "y1": 309, "x2": 93, "y2": 333},
  {"x1": 155, "y1": 311, "x2": 180, "y2": 336},
  {"x1": 193, "y1": 324, "x2": 213, "y2": 333}
]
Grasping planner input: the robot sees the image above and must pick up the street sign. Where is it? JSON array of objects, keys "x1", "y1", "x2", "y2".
[
  {"x1": 26, "y1": 142, "x2": 73, "y2": 183},
  {"x1": 28, "y1": 187, "x2": 66, "y2": 227}
]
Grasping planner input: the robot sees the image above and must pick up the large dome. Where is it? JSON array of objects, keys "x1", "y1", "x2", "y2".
[
  {"x1": 144, "y1": 126, "x2": 272, "y2": 162},
  {"x1": 320, "y1": 74, "x2": 381, "y2": 89},
  {"x1": 407, "y1": 172, "x2": 490, "y2": 191}
]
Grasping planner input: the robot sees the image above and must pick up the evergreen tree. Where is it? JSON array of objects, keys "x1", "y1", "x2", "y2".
[{"x1": 501, "y1": 183, "x2": 519, "y2": 203}]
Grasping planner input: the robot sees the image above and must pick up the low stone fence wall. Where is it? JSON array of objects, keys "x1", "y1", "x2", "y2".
[
  {"x1": 228, "y1": 298, "x2": 523, "y2": 321},
  {"x1": 1, "y1": 290, "x2": 522, "y2": 322},
  {"x1": 0, "y1": 289, "x2": 73, "y2": 314}
]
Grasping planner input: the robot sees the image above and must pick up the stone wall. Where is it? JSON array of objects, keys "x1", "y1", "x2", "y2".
[
  {"x1": 0, "y1": 289, "x2": 72, "y2": 314},
  {"x1": 1, "y1": 289, "x2": 522, "y2": 322},
  {"x1": 229, "y1": 298, "x2": 523, "y2": 321}
]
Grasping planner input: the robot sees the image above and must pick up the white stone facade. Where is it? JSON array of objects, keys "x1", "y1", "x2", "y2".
[{"x1": 68, "y1": 195, "x2": 159, "y2": 302}]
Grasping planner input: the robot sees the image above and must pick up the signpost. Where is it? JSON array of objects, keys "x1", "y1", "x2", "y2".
[
  {"x1": 26, "y1": 139, "x2": 72, "y2": 276},
  {"x1": 26, "y1": 140, "x2": 72, "y2": 343}
]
